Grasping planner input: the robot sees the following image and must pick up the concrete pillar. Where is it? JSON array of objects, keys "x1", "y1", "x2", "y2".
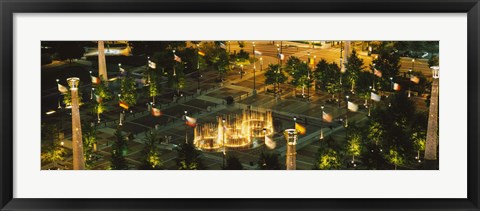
[
  {"x1": 98, "y1": 41, "x2": 108, "y2": 81},
  {"x1": 284, "y1": 129, "x2": 297, "y2": 170},
  {"x1": 67, "y1": 77, "x2": 85, "y2": 170},
  {"x1": 424, "y1": 66, "x2": 439, "y2": 169}
]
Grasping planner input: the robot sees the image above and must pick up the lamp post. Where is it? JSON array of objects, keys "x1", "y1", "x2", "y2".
[
  {"x1": 408, "y1": 68, "x2": 412, "y2": 97},
  {"x1": 307, "y1": 52, "x2": 310, "y2": 102},
  {"x1": 118, "y1": 94, "x2": 123, "y2": 126},
  {"x1": 320, "y1": 105, "x2": 324, "y2": 140},
  {"x1": 240, "y1": 64, "x2": 244, "y2": 79},
  {"x1": 412, "y1": 58, "x2": 415, "y2": 71},
  {"x1": 197, "y1": 44, "x2": 201, "y2": 93},
  {"x1": 372, "y1": 63, "x2": 376, "y2": 91},
  {"x1": 368, "y1": 86, "x2": 372, "y2": 117},
  {"x1": 184, "y1": 110, "x2": 188, "y2": 144},
  {"x1": 338, "y1": 57, "x2": 343, "y2": 108},
  {"x1": 390, "y1": 77, "x2": 393, "y2": 91},
  {"x1": 222, "y1": 118, "x2": 226, "y2": 168},
  {"x1": 345, "y1": 95, "x2": 349, "y2": 128}
]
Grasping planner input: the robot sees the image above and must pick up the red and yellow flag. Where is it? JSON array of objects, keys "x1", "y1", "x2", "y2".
[
  {"x1": 295, "y1": 123, "x2": 306, "y2": 135},
  {"x1": 198, "y1": 51, "x2": 206, "y2": 56},
  {"x1": 119, "y1": 101, "x2": 129, "y2": 110},
  {"x1": 151, "y1": 107, "x2": 161, "y2": 117}
]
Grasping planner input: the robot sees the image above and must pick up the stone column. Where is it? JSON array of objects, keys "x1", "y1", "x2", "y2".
[
  {"x1": 68, "y1": 77, "x2": 85, "y2": 170},
  {"x1": 424, "y1": 66, "x2": 439, "y2": 169},
  {"x1": 98, "y1": 41, "x2": 108, "y2": 81},
  {"x1": 284, "y1": 129, "x2": 297, "y2": 170}
]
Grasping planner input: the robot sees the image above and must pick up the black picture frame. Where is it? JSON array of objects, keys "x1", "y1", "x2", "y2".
[{"x1": 1, "y1": 0, "x2": 479, "y2": 210}]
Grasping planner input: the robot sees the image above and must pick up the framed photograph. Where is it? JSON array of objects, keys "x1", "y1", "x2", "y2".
[{"x1": 1, "y1": 0, "x2": 479, "y2": 210}]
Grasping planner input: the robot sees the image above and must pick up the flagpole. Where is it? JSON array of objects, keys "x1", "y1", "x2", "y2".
[
  {"x1": 408, "y1": 68, "x2": 412, "y2": 97},
  {"x1": 118, "y1": 94, "x2": 123, "y2": 126},
  {"x1": 184, "y1": 110, "x2": 188, "y2": 144},
  {"x1": 320, "y1": 105, "x2": 324, "y2": 140},
  {"x1": 345, "y1": 95, "x2": 349, "y2": 128},
  {"x1": 222, "y1": 118, "x2": 226, "y2": 168},
  {"x1": 197, "y1": 44, "x2": 201, "y2": 93}
]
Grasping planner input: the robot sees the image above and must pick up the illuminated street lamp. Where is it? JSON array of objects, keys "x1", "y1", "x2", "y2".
[
  {"x1": 320, "y1": 105, "x2": 325, "y2": 140},
  {"x1": 118, "y1": 94, "x2": 123, "y2": 126},
  {"x1": 345, "y1": 95, "x2": 349, "y2": 128},
  {"x1": 390, "y1": 77, "x2": 393, "y2": 91},
  {"x1": 184, "y1": 110, "x2": 188, "y2": 143},
  {"x1": 412, "y1": 58, "x2": 415, "y2": 71},
  {"x1": 222, "y1": 118, "x2": 226, "y2": 168},
  {"x1": 408, "y1": 68, "x2": 412, "y2": 97}
]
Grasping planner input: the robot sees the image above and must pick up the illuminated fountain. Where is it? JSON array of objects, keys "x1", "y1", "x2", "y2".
[{"x1": 194, "y1": 109, "x2": 273, "y2": 151}]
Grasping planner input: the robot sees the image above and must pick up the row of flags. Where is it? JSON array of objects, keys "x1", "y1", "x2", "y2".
[{"x1": 373, "y1": 68, "x2": 421, "y2": 84}]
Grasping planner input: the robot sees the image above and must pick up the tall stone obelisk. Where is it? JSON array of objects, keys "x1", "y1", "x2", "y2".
[
  {"x1": 284, "y1": 129, "x2": 297, "y2": 170},
  {"x1": 424, "y1": 66, "x2": 439, "y2": 169},
  {"x1": 98, "y1": 41, "x2": 108, "y2": 81},
  {"x1": 68, "y1": 77, "x2": 85, "y2": 170}
]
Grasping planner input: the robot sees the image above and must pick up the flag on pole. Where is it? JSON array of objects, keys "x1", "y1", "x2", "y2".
[
  {"x1": 347, "y1": 101, "x2": 359, "y2": 112},
  {"x1": 278, "y1": 53, "x2": 285, "y2": 60},
  {"x1": 185, "y1": 116, "x2": 197, "y2": 127},
  {"x1": 309, "y1": 58, "x2": 315, "y2": 65},
  {"x1": 265, "y1": 136, "x2": 276, "y2": 149},
  {"x1": 410, "y1": 76, "x2": 420, "y2": 84},
  {"x1": 219, "y1": 42, "x2": 227, "y2": 49},
  {"x1": 254, "y1": 50, "x2": 262, "y2": 56},
  {"x1": 174, "y1": 54, "x2": 182, "y2": 63},
  {"x1": 374, "y1": 69, "x2": 382, "y2": 77},
  {"x1": 151, "y1": 107, "x2": 161, "y2": 117},
  {"x1": 148, "y1": 60, "x2": 156, "y2": 69},
  {"x1": 57, "y1": 83, "x2": 68, "y2": 93},
  {"x1": 393, "y1": 83, "x2": 401, "y2": 91},
  {"x1": 371, "y1": 92, "x2": 381, "y2": 102},
  {"x1": 95, "y1": 94, "x2": 102, "y2": 103},
  {"x1": 295, "y1": 123, "x2": 306, "y2": 135},
  {"x1": 322, "y1": 111, "x2": 333, "y2": 123},
  {"x1": 198, "y1": 51, "x2": 206, "y2": 56},
  {"x1": 119, "y1": 101, "x2": 129, "y2": 110},
  {"x1": 91, "y1": 76, "x2": 100, "y2": 85}
]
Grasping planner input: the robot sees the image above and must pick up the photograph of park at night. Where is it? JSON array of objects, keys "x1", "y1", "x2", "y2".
[{"x1": 41, "y1": 41, "x2": 439, "y2": 170}]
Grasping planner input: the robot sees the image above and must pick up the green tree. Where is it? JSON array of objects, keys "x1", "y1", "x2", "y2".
[
  {"x1": 370, "y1": 47, "x2": 401, "y2": 91},
  {"x1": 41, "y1": 123, "x2": 66, "y2": 169},
  {"x1": 176, "y1": 142, "x2": 204, "y2": 170},
  {"x1": 347, "y1": 130, "x2": 362, "y2": 164},
  {"x1": 264, "y1": 64, "x2": 287, "y2": 96},
  {"x1": 258, "y1": 151, "x2": 281, "y2": 170},
  {"x1": 146, "y1": 66, "x2": 162, "y2": 104},
  {"x1": 82, "y1": 122, "x2": 97, "y2": 169},
  {"x1": 344, "y1": 50, "x2": 364, "y2": 92},
  {"x1": 286, "y1": 57, "x2": 312, "y2": 97},
  {"x1": 167, "y1": 62, "x2": 186, "y2": 96},
  {"x1": 120, "y1": 71, "x2": 138, "y2": 108},
  {"x1": 139, "y1": 130, "x2": 163, "y2": 170},
  {"x1": 111, "y1": 127, "x2": 128, "y2": 170},
  {"x1": 314, "y1": 60, "x2": 341, "y2": 100},
  {"x1": 428, "y1": 55, "x2": 439, "y2": 67},
  {"x1": 201, "y1": 42, "x2": 230, "y2": 80},
  {"x1": 54, "y1": 41, "x2": 85, "y2": 63},
  {"x1": 41, "y1": 142, "x2": 66, "y2": 169},
  {"x1": 313, "y1": 148, "x2": 342, "y2": 170},
  {"x1": 223, "y1": 155, "x2": 243, "y2": 170}
]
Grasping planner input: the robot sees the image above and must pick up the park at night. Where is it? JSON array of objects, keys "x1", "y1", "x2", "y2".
[{"x1": 40, "y1": 40, "x2": 439, "y2": 170}]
